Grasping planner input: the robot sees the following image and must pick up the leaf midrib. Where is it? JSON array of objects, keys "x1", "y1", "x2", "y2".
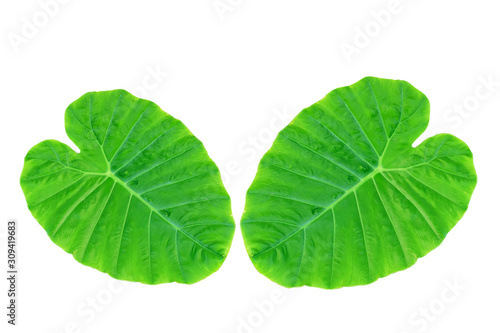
[
  {"x1": 61, "y1": 167, "x2": 225, "y2": 259},
  {"x1": 66, "y1": 100, "x2": 225, "y2": 258},
  {"x1": 106, "y1": 171, "x2": 224, "y2": 258},
  {"x1": 85, "y1": 98, "x2": 225, "y2": 259},
  {"x1": 53, "y1": 168, "x2": 216, "y2": 260},
  {"x1": 250, "y1": 166, "x2": 382, "y2": 258},
  {"x1": 249, "y1": 159, "x2": 448, "y2": 259}
]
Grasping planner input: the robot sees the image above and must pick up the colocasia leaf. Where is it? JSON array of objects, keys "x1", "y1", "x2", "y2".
[
  {"x1": 21, "y1": 90, "x2": 235, "y2": 285},
  {"x1": 241, "y1": 77, "x2": 477, "y2": 289}
]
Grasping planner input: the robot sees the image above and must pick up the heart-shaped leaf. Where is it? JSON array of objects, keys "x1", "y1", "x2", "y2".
[
  {"x1": 21, "y1": 90, "x2": 235, "y2": 285},
  {"x1": 241, "y1": 77, "x2": 477, "y2": 289}
]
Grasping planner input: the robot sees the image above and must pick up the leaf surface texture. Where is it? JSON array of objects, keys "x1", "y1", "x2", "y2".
[
  {"x1": 21, "y1": 90, "x2": 235, "y2": 284},
  {"x1": 241, "y1": 77, "x2": 477, "y2": 289}
]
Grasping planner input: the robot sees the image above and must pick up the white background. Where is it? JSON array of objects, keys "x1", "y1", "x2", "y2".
[{"x1": 1, "y1": 0, "x2": 499, "y2": 332}]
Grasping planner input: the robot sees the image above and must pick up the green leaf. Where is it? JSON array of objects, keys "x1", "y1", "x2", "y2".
[
  {"x1": 21, "y1": 90, "x2": 235, "y2": 285},
  {"x1": 241, "y1": 77, "x2": 477, "y2": 289}
]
